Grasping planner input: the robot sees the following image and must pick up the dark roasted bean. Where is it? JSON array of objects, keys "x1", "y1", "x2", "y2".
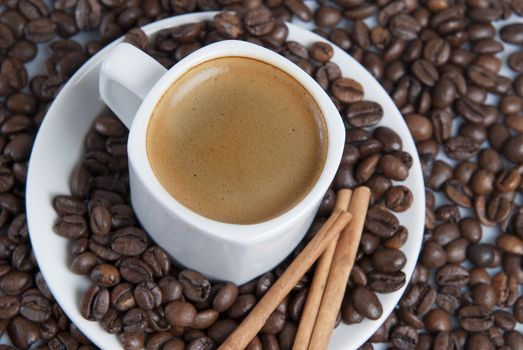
[
  {"x1": 7, "y1": 316, "x2": 39, "y2": 349},
  {"x1": 80, "y1": 285, "x2": 109, "y2": 321}
]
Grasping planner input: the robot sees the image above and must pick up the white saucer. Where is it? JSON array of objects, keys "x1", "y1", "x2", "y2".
[{"x1": 26, "y1": 12, "x2": 424, "y2": 350}]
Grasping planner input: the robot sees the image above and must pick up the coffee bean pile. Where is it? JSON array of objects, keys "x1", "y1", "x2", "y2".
[
  {"x1": 50, "y1": 11, "x2": 415, "y2": 348},
  {"x1": 0, "y1": 0, "x2": 520, "y2": 349}
]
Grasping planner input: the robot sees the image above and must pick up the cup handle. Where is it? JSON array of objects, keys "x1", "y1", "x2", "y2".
[{"x1": 99, "y1": 43, "x2": 168, "y2": 128}]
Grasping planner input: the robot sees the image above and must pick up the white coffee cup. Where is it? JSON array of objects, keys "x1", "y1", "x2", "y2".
[{"x1": 99, "y1": 40, "x2": 345, "y2": 284}]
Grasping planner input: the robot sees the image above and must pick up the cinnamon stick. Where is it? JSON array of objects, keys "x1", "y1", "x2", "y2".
[
  {"x1": 292, "y1": 189, "x2": 352, "y2": 350},
  {"x1": 308, "y1": 186, "x2": 371, "y2": 350},
  {"x1": 218, "y1": 210, "x2": 352, "y2": 350}
]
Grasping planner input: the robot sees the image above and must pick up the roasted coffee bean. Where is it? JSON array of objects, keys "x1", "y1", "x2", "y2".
[
  {"x1": 140, "y1": 247, "x2": 169, "y2": 279},
  {"x1": 119, "y1": 257, "x2": 153, "y2": 284},
  {"x1": 93, "y1": 115, "x2": 126, "y2": 137},
  {"x1": 206, "y1": 319, "x2": 237, "y2": 345},
  {"x1": 186, "y1": 336, "x2": 215, "y2": 350},
  {"x1": 424, "y1": 308, "x2": 451, "y2": 332},
  {"x1": 458, "y1": 306, "x2": 493, "y2": 332},
  {"x1": 122, "y1": 308, "x2": 147, "y2": 333},
  {"x1": 34, "y1": 272, "x2": 51, "y2": 301},
  {"x1": 432, "y1": 223, "x2": 460, "y2": 247},
  {"x1": 501, "y1": 23, "x2": 523, "y2": 44},
  {"x1": 384, "y1": 186, "x2": 412, "y2": 212},
  {"x1": 0, "y1": 271, "x2": 32, "y2": 296},
  {"x1": 350, "y1": 286, "x2": 382, "y2": 320},
  {"x1": 133, "y1": 281, "x2": 162, "y2": 311},
  {"x1": 370, "y1": 312, "x2": 398, "y2": 343},
  {"x1": 179, "y1": 270, "x2": 211, "y2": 303},
  {"x1": 444, "y1": 179, "x2": 472, "y2": 208},
  {"x1": 0, "y1": 11, "x2": 26, "y2": 40},
  {"x1": 19, "y1": 290, "x2": 51, "y2": 322},
  {"x1": 118, "y1": 332, "x2": 144, "y2": 350},
  {"x1": 426, "y1": 161, "x2": 452, "y2": 190},
  {"x1": 341, "y1": 297, "x2": 363, "y2": 325},
  {"x1": 80, "y1": 284, "x2": 109, "y2": 321},
  {"x1": 345, "y1": 101, "x2": 383, "y2": 128},
  {"x1": 212, "y1": 283, "x2": 238, "y2": 312},
  {"x1": 365, "y1": 205, "x2": 399, "y2": 238},
  {"x1": 314, "y1": 6, "x2": 341, "y2": 28},
  {"x1": 53, "y1": 215, "x2": 87, "y2": 239},
  {"x1": 405, "y1": 114, "x2": 433, "y2": 142},
  {"x1": 506, "y1": 330, "x2": 523, "y2": 350},
  {"x1": 372, "y1": 248, "x2": 406, "y2": 273},
  {"x1": 8, "y1": 214, "x2": 28, "y2": 244},
  {"x1": 1, "y1": 58, "x2": 28, "y2": 91},
  {"x1": 458, "y1": 217, "x2": 482, "y2": 243},
  {"x1": 503, "y1": 135, "x2": 523, "y2": 163},
  {"x1": 211, "y1": 15, "x2": 241, "y2": 42},
  {"x1": 108, "y1": 283, "x2": 135, "y2": 313},
  {"x1": 389, "y1": 14, "x2": 420, "y2": 40},
  {"x1": 435, "y1": 204, "x2": 460, "y2": 223},
  {"x1": 170, "y1": 22, "x2": 204, "y2": 43},
  {"x1": 164, "y1": 300, "x2": 196, "y2": 328},
  {"x1": 421, "y1": 241, "x2": 447, "y2": 269},
  {"x1": 53, "y1": 196, "x2": 87, "y2": 216},
  {"x1": 492, "y1": 271, "x2": 518, "y2": 307},
  {"x1": 459, "y1": 122, "x2": 487, "y2": 145},
  {"x1": 508, "y1": 51, "x2": 523, "y2": 73},
  {"x1": 331, "y1": 78, "x2": 364, "y2": 104},
  {"x1": 157, "y1": 276, "x2": 182, "y2": 305},
  {"x1": 6, "y1": 93, "x2": 36, "y2": 116},
  {"x1": 430, "y1": 109, "x2": 453, "y2": 143},
  {"x1": 286, "y1": 287, "x2": 306, "y2": 321},
  {"x1": 374, "y1": 127, "x2": 402, "y2": 153},
  {"x1": 512, "y1": 296, "x2": 523, "y2": 324},
  {"x1": 444, "y1": 136, "x2": 480, "y2": 161},
  {"x1": 379, "y1": 154, "x2": 409, "y2": 181},
  {"x1": 75, "y1": 0, "x2": 102, "y2": 31},
  {"x1": 89, "y1": 205, "x2": 111, "y2": 236},
  {"x1": 436, "y1": 264, "x2": 469, "y2": 288},
  {"x1": 325, "y1": 28, "x2": 350, "y2": 51},
  {"x1": 110, "y1": 227, "x2": 148, "y2": 256},
  {"x1": 90, "y1": 264, "x2": 120, "y2": 287},
  {"x1": 243, "y1": 8, "x2": 274, "y2": 36},
  {"x1": 391, "y1": 325, "x2": 418, "y2": 350},
  {"x1": 411, "y1": 60, "x2": 439, "y2": 87},
  {"x1": 7, "y1": 316, "x2": 39, "y2": 349},
  {"x1": 260, "y1": 310, "x2": 285, "y2": 334},
  {"x1": 366, "y1": 175, "x2": 391, "y2": 202},
  {"x1": 368, "y1": 271, "x2": 405, "y2": 293},
  {"x1": 486, "y1": 192, "x2": 512, "y2": 223},
  {"x1": 359, "y1": 231, "x2": 380, "y2": 255},
  {"x1": 228, "y1": 294, "x2": 256, "y2": 319},
  {"x1": 492, "y1": 310, "x2": 515, "y2": 331},
  {"x1": 497, "y1": 234, "x2": 523, "y2": 255},
  {"x1": 189, "y1": 309, "x2": 218, "y2": 331},
  {"x1": 445, "y1": 238, "x2": 468, "y2": 264},
  {"x1": 435, "y1": 288, "x2": 460, "y2": 315},
  {"x1": 283, "y1": 0, "x2": 311, "y2": 21},
  {"x1": 4, "y1": 133, "x2": 33, "y2": 162},
  {"x1": 24, "y1": 18, "x2": 56, "y2": 43},
  {"x1": 0, "y1": 295, "x2": 20, "y2": 319},
  {"x1": 471, "y1": 283, "x2": 497, "y2": 309},
  {"x1": 354, "y1": 154, "x2": 379, "y2": 183},
  {"x1": 256, "y1": 272, "x2": 275, "y2": 298},
  {"x1": 309, "y1": 41, "x2": 333, "y2": 63}
]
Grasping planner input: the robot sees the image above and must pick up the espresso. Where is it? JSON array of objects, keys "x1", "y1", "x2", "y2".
[{"x1": 147, "y1": 57, "x2": 327, "y2": 224}]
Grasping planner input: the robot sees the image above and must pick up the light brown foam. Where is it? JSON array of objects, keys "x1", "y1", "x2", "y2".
[{"x1": 147, "y1": 57, "x2": 327, "y2": 224}]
